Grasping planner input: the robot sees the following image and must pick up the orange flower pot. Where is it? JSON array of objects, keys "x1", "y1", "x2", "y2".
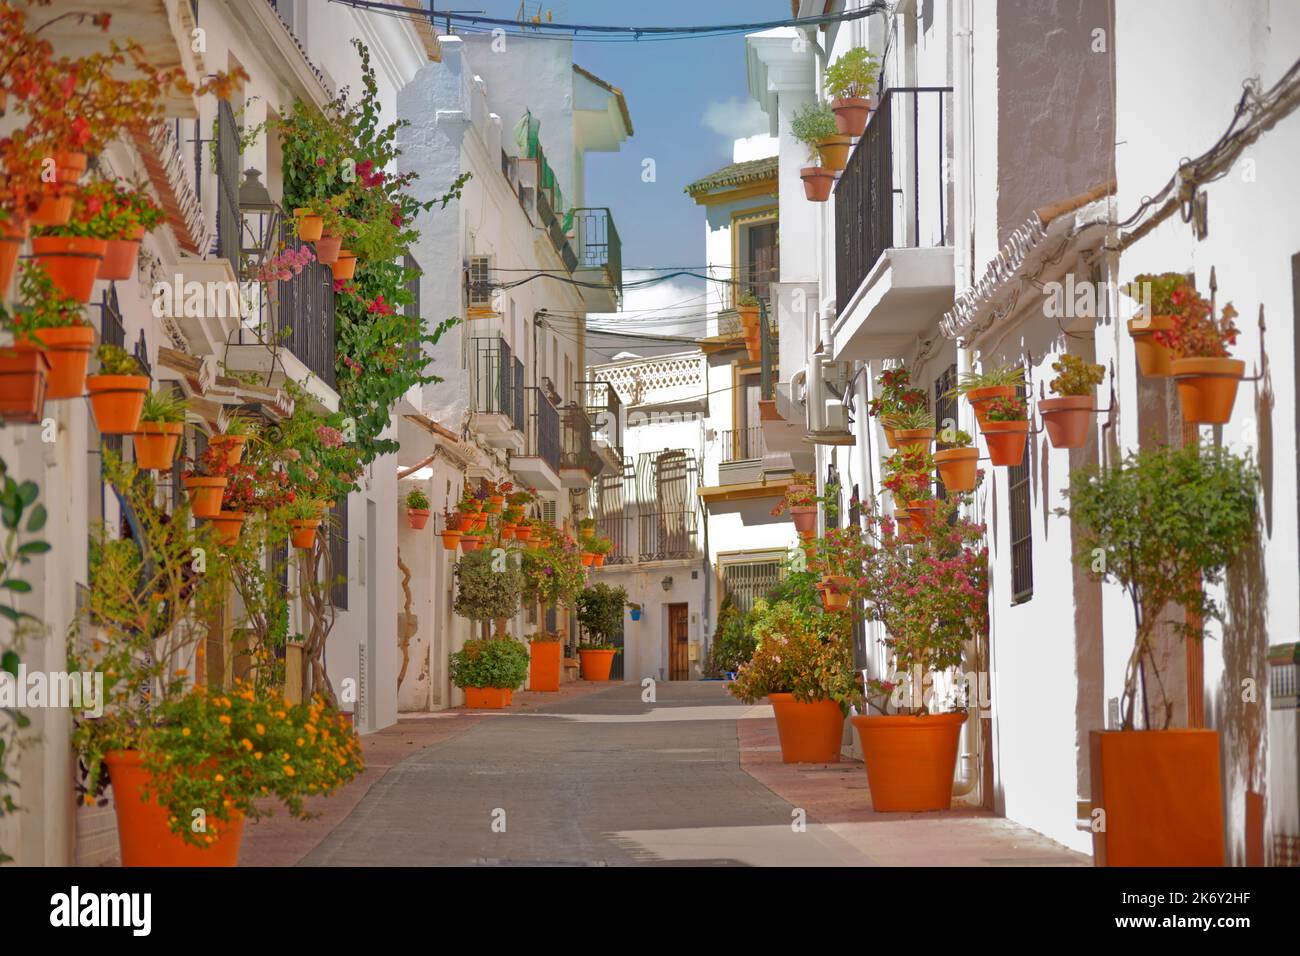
[
  {"x1": 31, "y1": 236, "x2": 106, "y2": 303},
  {"x1": 1089, "y1": 729, "x2": 1224, "y2": 866},
  {"x1": 815, "y1": 135, "x2": 853, "y2": 171},
  {"x1": 460, "y1": 534, "x2": 482, "y2": 552},
  {"x1": 330, "y1": 251, "x2": 358, "y2": 281},
  {"x1": 852, "y1": 712, "x2": 966, "y2": 811},
  {"x1": 737, "y1": 305, "x2": 759, "y2": 333},
  {"x1": 529, "y1": 639, "x2": 563, "y2": 692},
  {"x1": 290, "y1": 518, "x2": 321, "y2": 549},
  {"x1": 85, "y1": 373, "x2": 149, "y2": 434},
  {"x1": 314, "y1": 233, "x2": 342, "y2": 264},
  {"x1": 818, "y1": 585, "x2": 849, "y2": 611},
  {"x1": 473, "y1": 513, "x2": 488, "y2": 532},
  {"x1": 981, "y1": 420, "x2": 1029, "y2": 467},
  {"x1": 798, "y1": 527, "x2": 816, "y2": 541},
  {"x1": 768, "y1": 693, "x2": 844, "y2": 764},
  {"x1": 592, "y1": 553, "x2": 606, "y2": 567},
  {"x1": 1039, "y1": 395, "x2": 1094, "y2": 449},
  {"x1": 514, "y1": 527, "x2": 533, "y2": 544},
  {"x1": 31, "y1": 194, "x2": 72, "y2": 228},
  {"x1": 104, "y1": 750, "x2": 243, "y2": 867},
  {"x1": 500, "y1": 523, "x2": 516, "y2": 541},
  {"x1": 133, "y1": 422, "x2": 183, "y2": 470},
  {"x1": 0, "y1": 218, "x2": 25, "y2": 291},
  {"x1": 800, "y1": 166, "x2": 836, "y2": 202},
  {"x1": 882, "y1": 425, "x2": 898, "y2": 449},
  {"x1": 579, "y1": 648, "x2": 616, "y2": 681},
  {"x1": 968, "y1": 386, "x2": 1018, "y2": 426},
  {"x1": 183, "y1": 476, "x2": 227, "y2": 518},
  {"x1": 209, "y1": 433, "x2": 246, "y2": 466},
  {"x1": 294, "y1": 209, "x2": 324, "y2": 242},
  {"x1": 1128, "y1": 316, "x2": 1176, "y2": 377},
  {"x1": 831, "y1": 96, "x2": 873, "y2": 136},
  {"x1": 903, "y1": 499, "x2": 939, "y2": 532},
  {"x1": 580, "y1": 551, "x2": 595, "y2": 567},
  {"x1": 98, "y1": 229, "x2": 144, "y2": 281},
  {"x1": 488, "y1": 494, "x2": 505, "y2": 510},
  {"x1": 54, "y1": 151, "x2": 88, "y2": 187},
  {"x1": 18, "y1": 324, "x2": 95, "y2": 399},
  {"x1": 464, "y1": 686, "x2": 512, "y2": 709},
  {"x1": 0, "y1": 346, "x2": 49, "y2": 424},
  {"x1": 790, "y1": 504, "x2": 817, "y2": 535},
  {"x1": 1171, "y1": 357, "x2": 1245, "y2": 425},
  {"x1": 407, "y1": 508, "x2": 430, "y2": 530},
  {"x1": 893, "y1": 427, "x2": 935, "y2": 450},
  {"x1": 934, "y1": 446, "x2": 979, "y2": 492},
  {"x1": 440, "y1": 530, "x2": 462, "y2": 550},
  {"x1": 209, "y1": 510, "x2": 247, "y2": 545}
]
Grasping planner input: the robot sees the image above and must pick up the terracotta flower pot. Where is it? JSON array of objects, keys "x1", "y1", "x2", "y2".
[
  {"x1": 473, "y1": 513, "x2": 488, "y2": 532},
  {"x1": 18, "y1": 324, "x2": 95, "y2": 399},
  {"x1": 1171, "y1": 357, "x2": 1245, "y2": 425},
  {"x1": 815, "y1": 135, "x2": 853, "y2": 172},
  {"x1": 981, "y1": 420, "x2": 1029, "y2": 467},
  {"x1": 852, "y1": 712, "x2": 966, "y2": 811},
  {"x1": 0, "y1": 346, "x2": 49, "y2": 424},
  {"x1": 460, "y1": 534, "x2": 482, "y2": 552},
  {"x1": 529, "y1": 639, "x2": 563, "y2": 692},
  {"x1": 1039, "y1": 395, "x2": 1094, "y2": 449},
  {"x1": 593, "y1": 553, "x2": 606, "y2": 567},
  {"x1": 104, "y1": 750, "x2": 243, "y2": 867},
  {"x1": 579, "y1": 648, "x2": 616, "y2": 681},
  {"x1": 0, "y1": 218, "x2": 25, "y2": 291},
  {"x1": 32, "y1": 236, "x2": 107, "y2": 303},
  {"x1": 440, "y1": 530, "x2": 462, "y2": 551},
  {"x1": 768, "y1": 693, "x2": 844, "y2": 763},
  {"x1": 290, "y1": 518, "x2": 321, "y2": 549},
  {"x1": 463, "y1": 686, "x2": 512, "y2": 709},
  {"x1": 800, "y1": 165, "x2": 836, "y2": 202},
  {"x1": 330, "y1": 251, "x2": 358, "y2": 281},
  {"x1": 488, "y1": 494, "x2": 505, "y2": 511},
  {"x1": 1127, "y1": 315, "x2": 1176, "y2": 377},
  {"x1": 903, "y1": 499, "x2": 940, "y2": 532},
  {"x1": 882, "y1": 425, "x2": 898, "y2": 449},
  {"x1": 133, "y1": 422, "x2": 184, "y2": 470},
  {"x1": 798, "y1": 527, "x2": 816, "y2": 541},
  {"x1": 737, "y1": 304, "x2": 760, "y2": 332},
  {"x1": 85, "y1": 373, "x2": 149, "y2": 434},
  {"x1": 580, "y1": 551, "x2": 595, "y2": 567},
  {"x1": 54, "y1": 151, "x2": 88, "y2": 187},
  {"x1": 98, "y1": 226, "x2": 145, "y2": 281},
  {"x1": 934, "y1": 446, "x2": 979, "y2": 492},
  {"x1": 831, "y1": 96, "x2": 873, "y2": 136},
  {"x1": 514, "y1": 527, "x2": 533, "y2": 543},
  {"x1": 745, "y1": 341, "x2": 762, "y2": 362},
  {"x1": 791, "y1": 504, "x2": 817, "y2": 534},
  {"x1": 1089, "y1": 729, "x2": 1224, "y2": 866},
  {"x1": 817, "y1": 584, "x2": 849, "y2": 611},
  {"x1": 314, "y1": 233, "x2": 342, "y2": 264},
  {"x1": 407, "y1": 507, "x2": 430, "y2": 530},
  {"x1": 500, "y1": 523, "x2": 516, "y2": 541},
  {"x1": 893, "y1": 427, "x2": 935, "y2": 450},
  {"x1": 967, "y1": 386, "x2": 1018, "y2": 426},
  {"x1": 31, "y1": 194, "x2": 73, "y2": 228},
  {"x1": 183, "y1": 476, "x2": 227, "y2": 518},
  {"x1": 294, "y1": 208, "x2": 324, "y2": 242},
  {"x1": 209, "y1": 510, "x2": 247, "y2": 545},
  {"x1": 209, "y1": 434, "x2": 246, "y2": 466}
]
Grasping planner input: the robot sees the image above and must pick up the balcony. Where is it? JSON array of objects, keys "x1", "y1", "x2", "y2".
[
  {"x1": 635, "y1": 450, "x2": 700, "y2": 563},
  {"x1": 572, "y1": 207, "x2": 623, "y2": 312},
  {"x1": 559, "y1": 403, "x2": 604, "y2": 489},
  {"x1": 469, "y1": 337, "x2": 526, "y2": 453},
  {"x1": 511, "y1": 387, "x2": 562, "y2": 492},
  {"x1": 719, "y1": 426, "x2": 765, "y2": 485},
  {"x1": 580, "y1": 380, "x2": 624, "y2": 473},
  {"x1": 831, "y1": 87, "x2": 955, "y2": 361}
]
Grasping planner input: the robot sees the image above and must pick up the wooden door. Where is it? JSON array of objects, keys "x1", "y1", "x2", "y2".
[{"x1": 668, "y1": 603, "x2": 690, "y2": 680}]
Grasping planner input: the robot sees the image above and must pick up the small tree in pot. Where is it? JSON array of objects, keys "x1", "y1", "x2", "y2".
[
  {"x1": 576, "y1": 583, "x2": 627, "y2": 681},
  {"x1": 451, "y1": 548, "x2": 526, "y2": 707}
]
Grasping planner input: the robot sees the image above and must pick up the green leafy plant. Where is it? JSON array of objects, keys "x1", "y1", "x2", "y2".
[
  {"x1": 139, "y1": 389, "x2": 187, "y2": 424},
  {"x1": 881, "y1": 406, "x2": 936, "y2": 430},
  {"x1": 727, "y1": 599, "x2": 856, "y2": 708},
  {"x1": 94, "y1": 343, "x2": 141, "y2": 376},
  {"x1": 405, "y1": 488, "x2": 429, "y2": 510},
  {"x1": 882, "y1": 446, "x2": 934, "y2": 503},
  {"x1": 4, "y1": 262, "x2": 89, "y2": 336},
  {"x1": 287, "y1": 497, "x2": 326, "y2": 521},
  {"x1": 1058, "y1": 443, "x2": 1258, "y2": 731},
  {"x1": 449, "y1": 636, "x2": 530, "y2": 690},
  {"x1": 576, "y1": 583, "x2": 627, "y2": 650},
  {"x1": 824, "y1": 47, "x2": 880, "y2": 100},
  {"x1": 706, "y1": 594, "x2": 756, "y2": 676},
  {"x1": 1048, "y1": 354, "x2": 1105, "y2": 397},
  {"x1": 520, "y1": 523, "x2": 585, "y2": 608},
  {"x1": 736, "y1": 289, "x2": 760, "y2": 308},
  {"x1": 453, "y1": 547, "x2": 523, "y2": 625},
  {"x1": 790, "y1": 102, "x2": 838, "y2": 158},
  {"x1": 949, "y1": 364, "x2": 1025, "y2": 397},
  {"x1": 868, "y1": 367, "x2": 927, "y2": 420},
  {"x1": 984, "y1": 395, "x2": 1027, "y2": 421},
  {"x1": 1121, "y1": 272, "x2": 1187, "y2": 317},
  {"x1": 937, "y1": 427, "x2": 974, "y2": 448}
]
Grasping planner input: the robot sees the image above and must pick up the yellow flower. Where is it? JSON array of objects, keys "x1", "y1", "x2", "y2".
[
  {"x1": 283, "y1": 766, "x2": 296, "y2": 777},
  {"x1": 254, "y1": 752, "x2": 263, "y2": 760},
  {"x1": 256, "y1": 723, "x2": 265, "y2": 736},
  {"x1": 214, "y1": 774, "x2": 225, "y2": 783},
  {"x1": 241, "y1": 738, "x2": 254, "y2": 751},
  {"x1": 181, "y1": 727, "x2": 191, "y2": 737}
]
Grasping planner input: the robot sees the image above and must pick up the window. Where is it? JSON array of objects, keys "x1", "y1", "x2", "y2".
[
  {"x1": 721, "y1": 559, "x2": 783, "y2": 614},
  {"x1": 1008, "y1": 381, "x2": 1033, "y2": 602},
  {"x1": 933, "y1": 364, "x2": 957, "y2": 499},
  {"x1": 329, "y1": 498, "x2": 349, "y2": 609},
  {"x1": 733, "y1": 209, "x2": 779, "y2": 305}
]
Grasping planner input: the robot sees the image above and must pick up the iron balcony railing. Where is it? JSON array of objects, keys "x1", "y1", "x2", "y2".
[
  {"x1": 271, "y1": 230, "x2": 336, "y2": 389},
  {"x1": 835, "y1": 86, "x2": 953, "y2": 314},
  {"x1": 522, "y1": 386, "x2": 561, "y2": 473},
  {"x1": 471, "y1": 337, "x2": 525, "y2": 431},
  {"x1": 580, "y1": 380, "x2": 623, "y2": 455},
  {"x1": 560, "y1": 402, "x2": 602, "y2": 478},
  {"x1": 759, "y1": 298, "x2": 775, "y2": 401},
  {"x1": 721, "y1": 426, "x2": 764, "y2": 463},
  {"x1": 635, "y1": 449, "x2": 700, "y2": 562},
  {"x1": 572, "y1": 207, "x2": 623, "y2": 302},
  {"x1": 591, "y1": 456, "x2": 632, "y2": 566},
  {"x1": 535, "y1": 173, "x2": 578, "y2": 273}
]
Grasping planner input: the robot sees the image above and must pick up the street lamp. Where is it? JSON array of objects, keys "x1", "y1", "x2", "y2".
[{"x1": 238, "y1": 168, "x2": 283, "y2": 336}]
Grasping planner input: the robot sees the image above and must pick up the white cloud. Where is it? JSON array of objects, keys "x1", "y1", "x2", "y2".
[{"x1": 700, "y1": 97, "x2": 771, "y2": 143}]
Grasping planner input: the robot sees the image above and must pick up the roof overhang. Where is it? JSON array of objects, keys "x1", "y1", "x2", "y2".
[
  {"x1": 746, "y1": 28, "x2": 816, "y2": 136},
  {"x1": 698, "y1": 476, "x2": 791, "y2": 504}
]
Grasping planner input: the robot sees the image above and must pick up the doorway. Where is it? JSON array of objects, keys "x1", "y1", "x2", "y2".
[{"x1": 667, "y1": 603, "x2": 690, "y2": 680}]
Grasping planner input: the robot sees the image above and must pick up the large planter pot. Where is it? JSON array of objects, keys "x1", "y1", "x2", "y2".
[
  {"x1": 209, "y1": 434, "x2": 246, "y2": 466},
  {"x1": 464, "y1": 686, "x2": 513, "y2": 709},
  {"x1": 184, "y1": 476, "x2": 227, "y2": 519},
  {"x1": 851, "y1": 712, "x2": 966, "y2": 811},
  {"x1": 768, "y1": 693, "x2": 844, "y2": 764},
  {"x1": 529, "y1": 639, "x2": 563, "y2": 692},
  {"x1": 0, "y1": 346, "x2": 49, "y2": 424},
  {"x1": 579, "y1": 648, "x2": 616, "y2": 681},
  {"x1": 314, "y1": 233, "x2": 342, "y2": 264},
  {"x1": 831, "y1": 96, "x2": 873, "y2": 136},
  {"x1": 1089, "y1": 729, "x2": 1224, "y2": 866},
  {"x1": 981, "y1": 420, "x2": 1029, "y2": 467},
  {"x1": 815, "y1": 135, "x2": 853, "y2": 172},
  {"x1": 1039, "y1": 395, "x2": 1094, "y2": 449},
  {"x1": 32, "y1": 236, "x2": 107, "y2": 303},
  {"x1": 1127, "y1": 316, "x2": 1176, "y2": 377},
  {"x1": 18, "y1": 324, "x2": 95, "y2": 399},
  {"x1": 934, "y1": 446, "x2": 979, "y2": 492},
  {"x1": 133, "y1": 422, "x2": 184, "y2": 470},
  {"x1": 104, "y1": 749, "x2": 244, "y2": 867},
  {"x1": 967, "y1": 385, "x2": 1018, "y2": 426},
  {"x1": 1170, "y1": 357, "x2": 1245, "y2": 425},
  {"x1": 98, "y1": 226, "x2": 145, "y2": 281},
  {"x1": 209, "y1": 510, "x2": 247, "y2": 545},
  {"x1": 893, "y1": 427, "x2": 935, "y2": 450},
  {"x1": 791, "y1": 504, "x2": 817, "y2": 534},
  {"x1": 85, "y1": 374, "x2": 149, "y2": 434},
  {"x1": 407, "y1": 507, "x2": 430, "y2": 530},
  {"x1": 800, "y1": 165, "x2": 836, "y2": 202},
  {"x1": 293, "y1": 208, "x2": 324, "y2": 242},
  {"x1": 330, "y1": 251, "x2": 358, "y2": 281},
  {"x1": 290, "y1": 519, "x2": 321, "y2": 549}
]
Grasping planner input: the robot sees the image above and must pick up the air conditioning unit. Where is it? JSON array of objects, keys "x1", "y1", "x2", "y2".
[
  {"x1": 806, "y1": 353, "x2": 856, "y2": 446},
  {"x1": 467, "y1": 255, "x2": 495, "y2": 313}
]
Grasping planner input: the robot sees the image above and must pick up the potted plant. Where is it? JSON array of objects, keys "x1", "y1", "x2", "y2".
[
  {"x1": 882, "y1": 445, "x2": 937, "y2": 531},
  {"x1": 527, "y1": 631, "x2": 564, "y2": 692},
  {"x1": 450, "y1": 636, "x2": 531, "y2": 709},
  {"x1": 576, "y1": 583, "x2": 627, "y2": 680},
  {"x1": 0, "y1": 208, "x2": 26, "y2": 292},
  {"x1": 0, "y1": 341, "x2": 48, "y2": 425},
  {"x1": 30, "y1": 182, "x2": 116, "y2": 303},
  {"x1": 454, "y1": 545, "x2": 523, "y2": 633},
  {"x1": 933, "y1": 427, "x2": 979, "y2": 493},
  {"x1": 1059, "y1": 442, "x2": 1258, "y2": 864},
  {"x1": 868, "y1": 367, "x2": 928, "y2": 448},
  {"x1": 1122, "y1": 272, "x2": 1184, "y2": 377},
  {"x1": 439, "y1": 508, "x2": 462, "y2": 550},
  {"x1": 86, "y1": 344, "x2": 149, "y2": 434},
  {"x1": 288, "y1": 497, "x2": 325, "y2": 549},
  {"x1": 728, "y1": 598, "x2": 856, "y2": 763},
  {"x1": 207, "y1": 409, "x2": 256, "y2": 465},
  {"x1": 182, "y1": 445, "x2": 229, "y2": 519},
  {"x1": 792, "y1": 103, "x2": 840, "y2": 201},
  {"x1": 1040, "y1": 354, "x2": 1104, "y2": 449},
  {"x1": 735, "y1": 288, "x2": 760, "y2": 334},
  {"x1": 590, "y1": 534, "x2": 613, "y2": 567},
  {"x1": 824, "y1": 47, "x2": 880, "y2": 137},
  {"x1": 7, "y1": 261, "x2": 95, "y2": 400},
  {"x1": 293, "y1": 199, "x2": 326, "y2": 243},
  {"x1": 1159, "y1": 285, "x2": 1244, "y2": 425},
  {"x1": 133, "y1": 389, "x2": 187, "y2": 470},
  {"x1": 980, "y1": 395, "x2": 1030, "y2": 467},
  {"x1": 784, "y1": 485, "x2": 819, "y2": 538},
  {"x1": 627, "y1": 601, "x2": 643, "y2": 622},
  {"x1": 951, "y1": 363, "x2": 1025, "y2": 427},
  {"x1": 881, "y1": 405, "x2": 935, "y2": 451},
  {"x1": 405, "y1": 488, "x2": 430, "y2": 529}
]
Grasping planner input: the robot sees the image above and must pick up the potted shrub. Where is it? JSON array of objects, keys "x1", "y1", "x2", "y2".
[
  {"x1": 576, "y1": 583, "x2": 627, "y2": 680},
  {"x1": 868, "y1": 367, "x2": 927, "y2": 448},
  {"x1": 933, "y1": 427, "x2": 979, "y2": 493},
  {"x1": 882, "y1": 405, "x2": 935, "y2": 451},
  {"x1": 980, "y1": 395, "x2": 1029, "y2": 467},
  {"x1": 824, "y1": 47, "x2": 880, "y2": 137},
  {"x1": 882, "y1": 445, "x2": 937, "y2": 531},
  {"x1": 627, "y1": 601, "x2": 643, "y2": 622},
  {"x1": 450, "y1": 636, "x2": 530, "y2": 709},
  {"x1": 736, "y1": 288, "x2": 760, "y2": 334},
  {"x1": 405, "y1": 488, "x2": 430, "y2": 529},
  {"x1": 527, "y1": 631, "x2": 564, "y2": 692},
  {"x1": 728, "y1": 598, "x2": 856, "y2": 763},
  {"x1": 6, "y1": 261, "x2": 94, "y2": 401},
  {"x1": 951, "y1": 363, "x2": 1025, "y2": 427},
  {"x1": 1059, "y1": 442, "x2": 1258, "y2": 864},
  {"x1": 182, "y1": 445, "x2": 229, "y2": 519},
  {"x1": 590, "y1": 534, "x2": 613, "y2": 567},
  {"x1": 792, "y1": 103, "x2": 840, "y2": 201},
  {"x1": 92, "y1": 181, "x2": 165, "y2": 281},
  {"x1": 288, "y1": 497, "x2": 325, "y2": 549},
  {"x1": 86, "y1": 344, "x2": 149, "y2": 434},
  {"x1": 853, "y1": 497, "x2": 987, "y2": 810},
  {"x1": 30, "y1": 182, "x2": 116, "y2": 303},
  {"x1": 1159, "y1": 285, "x2": 1244, "y2": 425},
  {"x1": 1122, "y1": 272, "x2": 1183, "y2": 377},
  {"x1": 133, "y1": 389, "x2": 187, "y2": 470},
  {"x1": 454, "y1": 546, "x2": 524, "y2": 636},
  {"x1": 1040, "y1": 354, "x2": 1104, "y2": 449},
  {"x1": 783, "y1": 485, "x2": 819, "y2": 538}
]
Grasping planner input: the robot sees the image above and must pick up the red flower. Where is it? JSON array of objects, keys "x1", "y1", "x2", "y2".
[{"x1": 70, "y1": 116, "x2": 91, "y2": 147}]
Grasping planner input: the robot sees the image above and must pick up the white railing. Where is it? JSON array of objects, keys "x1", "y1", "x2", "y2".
[{"x1": 589, "y1": 353, "x2": 704, "y2": 407}]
